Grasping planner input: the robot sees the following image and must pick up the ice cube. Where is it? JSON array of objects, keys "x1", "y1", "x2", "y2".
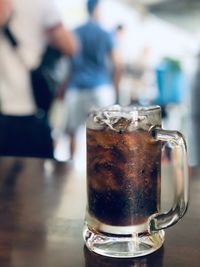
[{"x1": 91, "y1": 105, "x2": 148, "y2": 132}]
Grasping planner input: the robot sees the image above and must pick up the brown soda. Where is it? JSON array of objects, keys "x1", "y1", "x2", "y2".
[{"x1": 87, "y1": 128, "x2": 161, "y2": 226}]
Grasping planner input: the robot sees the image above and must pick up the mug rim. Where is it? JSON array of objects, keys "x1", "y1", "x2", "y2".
[{"x1": 89, "y1": 105, "x2": 161, "y2": 114}]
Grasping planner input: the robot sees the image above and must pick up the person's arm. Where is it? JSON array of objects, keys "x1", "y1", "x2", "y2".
[
  {"x1": 48, "y1": 23, "x2": 78, "y2": 56},
  {"x1": 0, "y1": 0, "x2": 13, "y2": 26},
  {"x1": 43, "y1": 0, "x2": 78, "y2": 56}
]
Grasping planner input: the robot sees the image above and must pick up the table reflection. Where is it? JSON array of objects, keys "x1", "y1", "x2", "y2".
[{"x1": 84, "y1": 246, "x2": 164, "y2": 267}]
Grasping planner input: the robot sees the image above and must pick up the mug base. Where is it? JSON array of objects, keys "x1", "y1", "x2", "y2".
[{"x1": 83, "y1": 224, "x2": 165, "y2": 258}]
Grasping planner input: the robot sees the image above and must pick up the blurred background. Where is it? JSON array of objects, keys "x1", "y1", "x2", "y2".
[
  {"x1": 1, "y1": 0, "x2": 200, "y2": 169},
  {"x1": 51, "y1": 0, "x2": 199, "y2": 168}
]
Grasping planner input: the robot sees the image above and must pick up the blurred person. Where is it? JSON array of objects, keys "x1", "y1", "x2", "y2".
[
  {"x1": 188, "y1": 52, "x2": 200, "y2": 166},
  {"x1": 64, "y1": 0, "x2": 121, "y2": 159},
  {"x1": 120, "y1": 46, "x2": 156, "y2": 106},
  {"x1": 0, "y1": 0, "x2": 77, "y2": 158},
  {"x1": 112, "y1": 24, "x2": 125, "y2": 46},
  {"x1": 155, "y1": 57, "x2": 186, "y2": 129}
]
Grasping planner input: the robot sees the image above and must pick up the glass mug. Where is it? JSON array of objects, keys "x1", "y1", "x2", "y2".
[{"x1": 83, "y1": 105, "x2": 189, "y2": 258}]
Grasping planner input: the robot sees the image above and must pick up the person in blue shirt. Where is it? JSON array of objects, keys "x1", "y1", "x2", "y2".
[{"x1": 64, "y1": 0, "x2": 121, "y2": 159}]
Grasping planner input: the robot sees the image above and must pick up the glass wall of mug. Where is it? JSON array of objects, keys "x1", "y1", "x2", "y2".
[{"x1": 83, "y1": 105, "x2": 189, "y2": 258}]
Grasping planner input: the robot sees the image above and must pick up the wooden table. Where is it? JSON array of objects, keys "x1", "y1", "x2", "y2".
[{"x1": 0, "y1": 157, "x2": 199, "y2": 267}]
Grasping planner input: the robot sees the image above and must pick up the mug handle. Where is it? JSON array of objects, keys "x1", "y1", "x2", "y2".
[{"x1": 148, "y1": 127, "x2": 189, "y2": 233}]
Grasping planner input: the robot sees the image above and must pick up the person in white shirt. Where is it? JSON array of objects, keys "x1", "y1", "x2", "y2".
[{"x1": 0, "y1": 0, "x2": 77, "y2": 158}]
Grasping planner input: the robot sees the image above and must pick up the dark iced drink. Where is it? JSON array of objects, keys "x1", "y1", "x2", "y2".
[{"x1": 86, "y1": 106, "x2": 161, "y2": 230}]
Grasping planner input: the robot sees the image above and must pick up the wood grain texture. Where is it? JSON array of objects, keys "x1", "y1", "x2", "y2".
[{"x1": 0, "y1": 157, "x2": 199, "y2": 267}]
